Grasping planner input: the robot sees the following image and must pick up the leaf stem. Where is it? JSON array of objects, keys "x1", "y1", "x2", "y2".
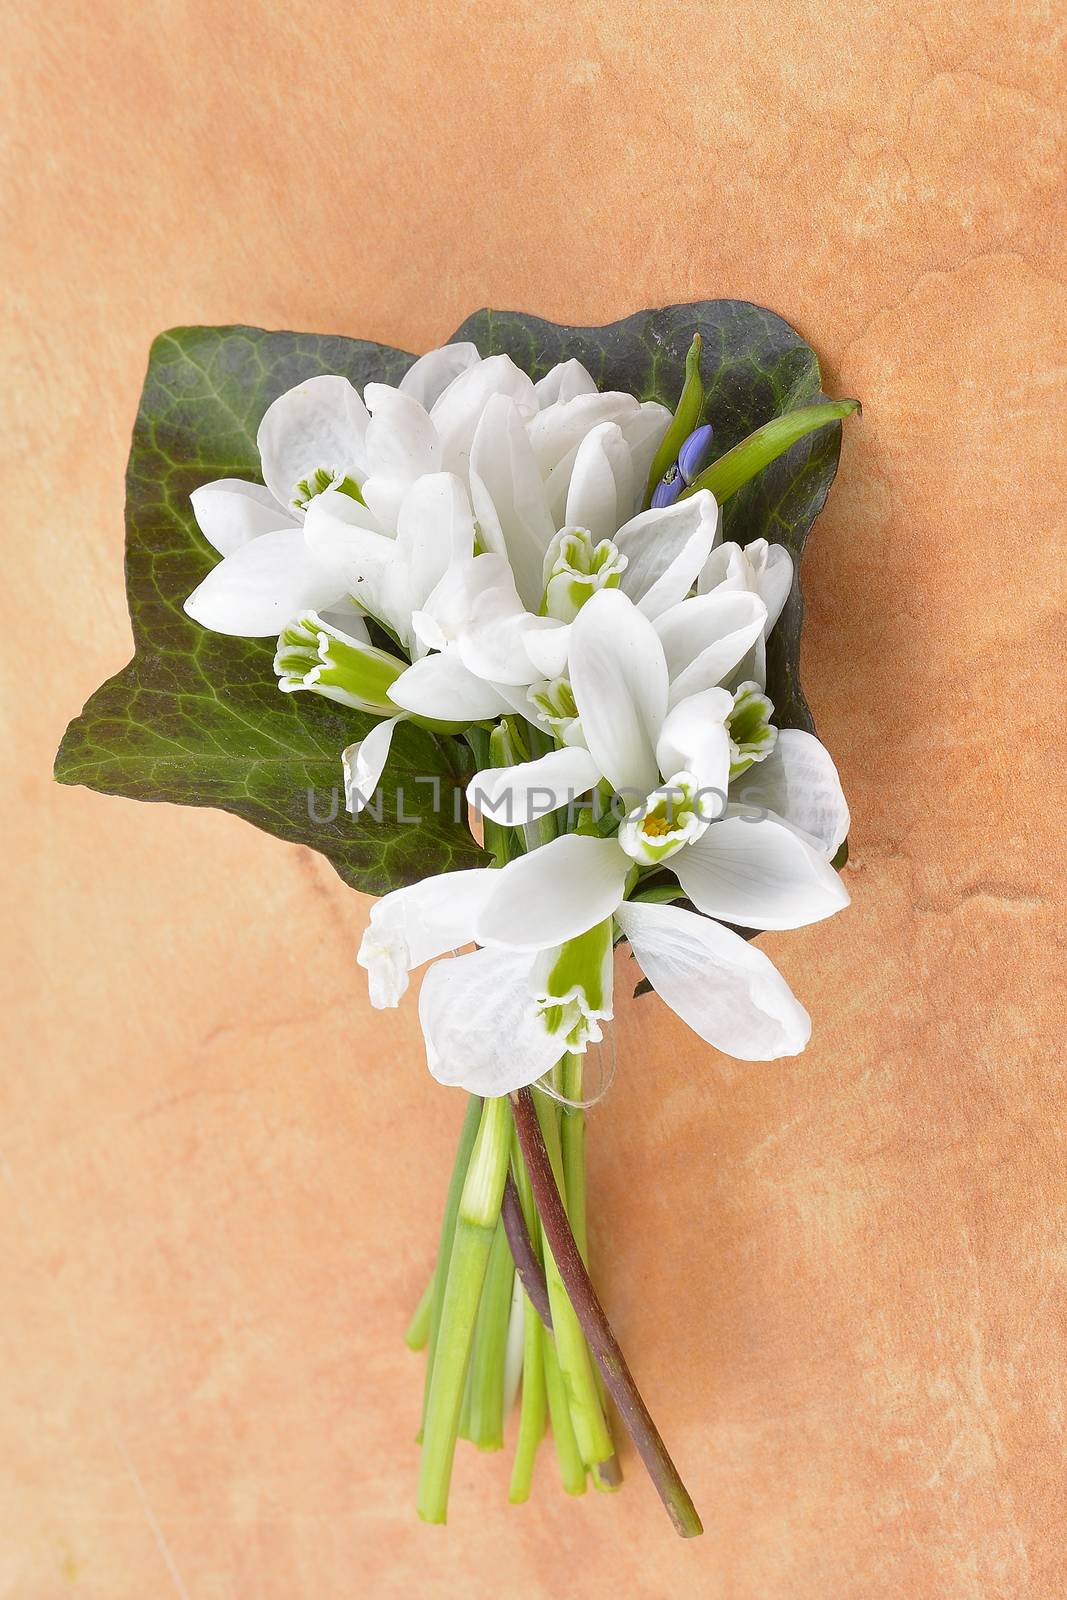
[{"x1": 511, "y1": 1086, "x2": 704, "y2": 1538}]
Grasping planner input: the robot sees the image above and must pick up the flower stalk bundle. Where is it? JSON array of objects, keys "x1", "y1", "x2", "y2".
[{"x1": 56, "y1": 302, "x2": 858, "y2": 1534}]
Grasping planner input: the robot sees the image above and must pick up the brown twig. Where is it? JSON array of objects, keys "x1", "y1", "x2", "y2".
[
  {"x1": 500, "y1": 1171, "x2": 552, "y2": 1329},
  {"x1": 510, "y1": 1086, "x2": 703, "y2": 1539}
]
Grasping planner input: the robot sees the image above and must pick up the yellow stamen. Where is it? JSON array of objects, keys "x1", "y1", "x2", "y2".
[{"x1": 641, "y1": 814, "x2": 671, "y2": 838}]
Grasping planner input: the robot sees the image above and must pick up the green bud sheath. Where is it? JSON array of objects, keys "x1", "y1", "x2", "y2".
[
  {"x1": 644, "y1": 334, "x2": 705, "y2": 505},
  {"x1": 682, "y1": 398, "x2": 860, "y2": 505}
]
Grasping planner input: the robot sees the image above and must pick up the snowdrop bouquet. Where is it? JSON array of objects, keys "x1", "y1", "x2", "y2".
[{"x1": 56, "y1": 302, "x2": 858, "y2": 1535}]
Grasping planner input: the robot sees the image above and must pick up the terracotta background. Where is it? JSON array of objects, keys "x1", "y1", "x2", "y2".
[{"x1": 4, "y1": 1, "x2": 1065, "y2": 1595}]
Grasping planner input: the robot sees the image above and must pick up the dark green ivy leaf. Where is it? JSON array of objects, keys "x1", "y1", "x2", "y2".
[{"x1": 55, "y1": 305, "x2": 845, "y2": 895}]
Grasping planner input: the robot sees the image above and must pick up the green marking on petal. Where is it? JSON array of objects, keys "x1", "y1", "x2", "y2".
[
  {"x1": 291, "y1": 468, "x2": 365, "y2": 514},
  {"x1": 617, "y1": 772, "x2": 713, "y2": 867},
  {"x1": 533, "y1": 919, "x2": 614, "y2": 1052},
  {"x1": 274, "y1": 611, "x2": 405, "y2": 714},
  {"x1": 727, "y1": 681, "x2": 778, "y2": 780},
  {"x1": 528, "y1": 676, "x2": 581, "y2": 744},
  {"x1": 541, "y1": 528, "x2": 627, "y2": 623}
]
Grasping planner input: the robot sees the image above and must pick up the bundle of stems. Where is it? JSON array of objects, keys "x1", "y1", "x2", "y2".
[{"x1": 405, "y1": 1054, "x2": 702, "y2": 1535}]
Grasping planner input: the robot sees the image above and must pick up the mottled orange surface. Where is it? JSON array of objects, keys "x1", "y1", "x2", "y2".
[{"x1": 4, "y1": 1, "x2": 1066, "y2": 1595}]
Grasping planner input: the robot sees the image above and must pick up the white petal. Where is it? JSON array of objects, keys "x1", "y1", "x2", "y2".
[
  {"x1": 564, "y1": 421, "x2": 633, "y2": 542},
  {"x1": 469, "y1": 395, "x2": 555, "y2": 610},
  {"x1": 614, "y1": 490, "x2": 720, "y2": 620},
  {"x1": 760, "y1": 544, "x2": 794, "y2": 632},
  {"x1": 384, "y1": 472, "x2": 476, "y2": 635},
  {"x1": 357, "y1": 867, "x2": 498, "y2": 1004},
  {"x1": 698, "y1": 539, "x2": 793, "y2": 634},
  {"x1": 430, "y1": 354, "x2": 538, "y2": 478},
  {"x1": 457, "y1": 572, "x2": 565, "y2": 685},
  {"x1": 543, "y1": 443, "x2": 585, "y2": 528},
  {"x1": 183, "y1": 529, "x2": 345, "y2": 637},
  {"x1": 616, "y1": 900, "x2": 811, "y2": 1060},
  {"x1": 656, "y1": 591, "x2": 768, "y2": 704},
  {"x1": 399, "y1": 343, "x2": 481, "y2": 409},
  {"x1": 419, "y1": 947, "x2": 564, "y2": 1094},
  {"x1": 697, "y1": 541, "x2": 750, "y2": 595},
  {"x1": 257, "y1": 376, "x2": 369, "y2": 512},
  {"x1": 568, "y1": 588, "x2": 668, "y2": 795},
  {"x1": 476, "y1": 833, "x2": 629, "y2": 952},
  {"x1": 673, "y1": 810, "x2": 850, "y2": 929},
  {"x1": 388, "y1": 652, "x2": 515, "y2": 722},
  {"x1": 655, "y1": 688, "x2": 733, "y2": 801},
  {"x1": 303, "y1": 489, "x2": 397, "y2": 623},
  {"x1": 534, "y1": 359, "x2": 598, "y2": 407},
  {"x1": 360, "y1": 385, "x2": 441, "y2": 529},
  {"x1": 190, "y1": 479, "x2": 297, "y2": 555},
  {"x1": 467, "y1": 745, "x2": 602, "y2": 825},
  {"x1": 317, "y1": 600, "x2": 371, "y2": 644},
  {"x1": 413, "y1": 552, "x2": 514, "y2": 652},
  {"x1": 342, "y1": 714, "x2": 405, "y2": 815},
  {"x1": 527, "y1": 391, "x2": 639, "y2": 477},
  {"x1": 733, "y1": 728, "x2": 849, "y2": 856},
  {"x1": 521, "y1": 622, "x2": 571, "y2": 680}
]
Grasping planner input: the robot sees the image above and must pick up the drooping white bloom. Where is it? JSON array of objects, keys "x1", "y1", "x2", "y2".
[
  {"x1": 731, "y1": 727, "x2": 851, "y2": 856},
  {"x1": 355, "y1": 867, "x2": 616, "y2": 1095},
  {"x1": 184, "y1": 376, "x2": 374, "y2": 636}
]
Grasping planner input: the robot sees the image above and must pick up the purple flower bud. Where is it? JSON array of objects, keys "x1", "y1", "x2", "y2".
[
  {"x1": 677, "y1": 422, "x2": 715, "y2": 485},
  {"x1": 650, "y1": 464, "x2": 684, "y2": 508}
]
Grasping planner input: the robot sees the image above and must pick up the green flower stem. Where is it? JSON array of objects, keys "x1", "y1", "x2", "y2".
[
  {"x1": 457, "y1": 1328, "x2": 475, "y2": 1441},
  {"x1": 509, "y1": 1293, "x2": 547, "y2": 1502},
  {"x1": 511, "y1": 1128, "x2": 583, "y2": 1495},
  {"x1": 417, "y1": 1096, "x2": 512, "y2": 1524},
  {"x1": 512, "y1": 1086, "x2": 704, "y2": 1539},
  {"x1": 542, "y1": 1331, "x2": 587, "y2": 1496},
  {"x1": 531, "y1": 1094, "x2": 614, "y2": 1470},
  {"x1": 418, "y1": 1095, "x2": 483, "y2": 1441},
  {"x1": 559, "y1": 1055, "x2": 588, "y2": 1260},
  {"x1": 464, "y1": 1218, "x2": 515, "y2": 1451},
  {"x1": 404, "y1": 1275, "x2": 434, "y2": 1352},
  {"x1": 681, "y1": 398, "x2": 859, "y2": 505},
  {"x1": 560, "y1": 1054, "x2": 623, "y2": 1494},
  {"x1": 508, "y1": 1142, "x2": 548, "y2": 1502}
]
